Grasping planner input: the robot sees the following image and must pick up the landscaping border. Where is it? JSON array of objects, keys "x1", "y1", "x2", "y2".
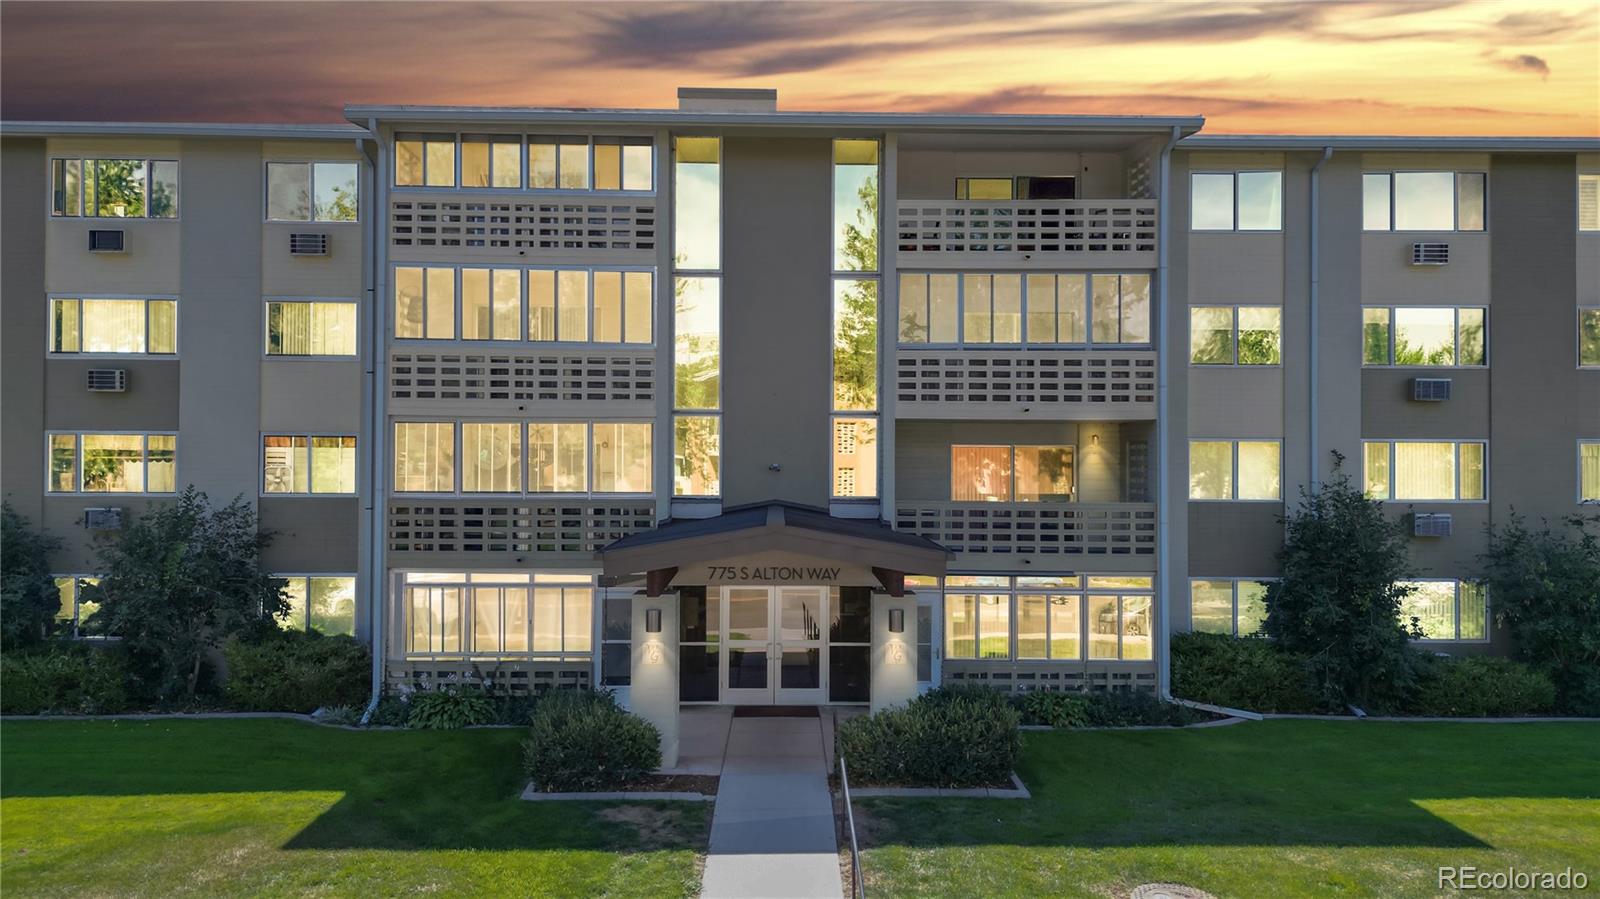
[
  {"x1": 848, "y1": 772, "x2": 1031, "y2": 800},
  {"x1": 519, "y1": 782, "x2": 715, "y2": 802}
]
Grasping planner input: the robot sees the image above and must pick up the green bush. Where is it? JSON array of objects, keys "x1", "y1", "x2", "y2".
[
  {"x1": 221, "y1": 630, "x2": 370, "y2": 713},
  {"x1": 0, "y1": 646, "x2": 130, "y2": 715},
  {"x1": 522, "y1": 690, "x2": 661, "y2": 791},
  {"x1": 837, "y1": 686, "x2": 1021, "y2": 787},
  {"x1": 317, "y1": 705, "x2": 363, "y2": 726},
  {"x1": 487, "y1": 692, "x2": 540, "y2": 726},
  {"x1": 369, "y1": 693, "x2": 412, "y2": 727},
  {"x1": 1172, "y1": 632, "x2": 1323, "y2": 713},
  {"x1": 1014, "y1": 690, "x2": 1090, "y2": 727},
  {"x1": 1081, "y1": 690, "x2": 1209, "y2": 727},
  {"x1": 1411, "y1": 655, "x2": 1556, "y2": 717},
  {"x1": 407, "y1": 687, "x2": 496, "y2": 730}
]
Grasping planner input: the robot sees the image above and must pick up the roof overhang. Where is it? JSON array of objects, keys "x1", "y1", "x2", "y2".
[
  {"x1": 0, "y1": 121, "x2": 368, "y2": 141},
  {"x1": 1179, "y1": 134, "x2": 1600, "y2": 153}
]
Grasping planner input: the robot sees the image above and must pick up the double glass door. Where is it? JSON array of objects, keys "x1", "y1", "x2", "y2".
[{"x1": 722, "y1": 586, "x2": 828, "y2": 704}]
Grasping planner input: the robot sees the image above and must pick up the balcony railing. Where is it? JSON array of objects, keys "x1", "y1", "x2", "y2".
[
  {"x1": 389, "y1": 194, "x2": 657, "y2": 262},
  {"x1": 895, "y1": 349, "x2": 1156, "y2": 419},
  {"x1": 387, "y1": 500, "x2": 655, "y2": 555},
  {"x1": 895, "y1": 501, "x2": 1156, "y2": 559},
  {"x1": 896, "y1": 199, "x2": 1157, "y2": 267},
  {"x1": 388, "y1": 347, "x2": 656, "y2": 415}
]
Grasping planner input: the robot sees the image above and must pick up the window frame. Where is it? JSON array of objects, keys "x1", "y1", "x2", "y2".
[
  {"x1": 263, "y1": 159, "x2": 362, "y2": 223},
  {"x1": 1398, "y1": 579, "x2": 1490, "y2": 643},
  {"x1": 49, "y1": 157, "x2": 180, "y2": 220},
  {"x1": 1578, "y1": 440, "x2": 1600, "y2": 504},
  {"x1": 391, "y1": 420, "x2": 654, "y2": 499},
  {"x1": 51, "y1": 575, "x2": 110, "y2": 640},
  {"x1": 830, "y1": 415, "x2": 880, "y2": 501},
  {"x1": 1188, "y1": 304, "x2": 1282, "y2": 366},
  {"x1": 949, "y1": 444, "x2": 1077, "y2": 503},
  {"x1": 1188, "y1": 578, "x2": 1274, "y2": 637},
  {"x1": 274, "y1": 573, "x2": 359, "y2": 635},
  {"x1": 1188, "y1": 170, "x2": 1283, "y2": 232},
  {"x1": 47, "y1": 294, "x2": 179, "y2": 357},
  {"x1": 1579, "y1": 173, "x2": 1599, "y2": 232},
  {"x1": 1361, "y1": 305, "x2": 1488, "y2": 368},
  {"x1": 398, "y1": 570, "x2": 597, "y2": 661},
  {"x1": 260, "y1": 433, "x2": 359, "y2": 496},
  {"x1": 1187, "y1": 439, "x2": 1283, "y2": 502},
  {"x1": 45, "y1": 431, "x2": 179, "y2": 495},
  {"x1": 263, "y1": 298, "x2": 360, "y2": 358},
  {"x1": 392, "y1": 264, "x2": 655, "y2": 346},
  {"x1": 1578, "y1": 307, "x2": 1600, "y2": 369},
  {"x1": 897, "y1": 271, "x2": 1150, "y2": 348},
  {"x1": 1362, "y1": 171, "x2": 1488, "y2": 232},
  {"x1": 393, "y1": 133, "x2": 656, "y2": 194},
  {"x1": 1362, "y1": 439, "x2": 1489, "y2": 503},
  {"x1": 940, "y1": 574, "x2": 1155, "y2": 663}
]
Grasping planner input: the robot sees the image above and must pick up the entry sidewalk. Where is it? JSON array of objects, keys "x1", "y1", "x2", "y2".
[{"x1": 699, "y1": 716, "x2": 843, "y2": 899}]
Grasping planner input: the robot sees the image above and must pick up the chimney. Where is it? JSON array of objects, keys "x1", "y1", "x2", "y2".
[{"x1": 677, "y1": 87, "x2": 778, "y2": 113}]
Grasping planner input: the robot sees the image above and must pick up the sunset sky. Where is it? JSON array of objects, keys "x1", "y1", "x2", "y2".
[{"x1": 2, "y1": 1, "x2": 1596, "y2": 136}]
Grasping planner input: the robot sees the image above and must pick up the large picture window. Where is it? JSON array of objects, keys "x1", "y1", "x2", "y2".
[
  {"x1": 51, "y1": 298, "x2": 176, "y2": 355},
  {"x1": 263, "y1": 435, "x2": 357, "y2": 494},
  {"x1": 943, "y1": 575, "x2": 1153, "y2": 662},
  {"x1": 1190, "y1": 171, "x2": 1282, "y2": 231},
  {"x1": 1189, "y1": 306, "x2": 1281, "y2": 365},
  {"x1": 951, "y1": 445, "x2": 1074, "y2": 502},
  {"x1": 52, "y1": 158, "x2": 177, "y2": 218},
  {"x1": 397, "y1": 266, "x2": 652, "y2": 344},
  {"x1": 48, "y1": 433, "x2": 176, "y2": 494},
  {"x1": 266, "y1": 301, "x2": 357, "y2": 356},
  {"x1": 403, "y1": 572, "x2": 593, "y2": 658},
  {"x1": 1190, "y1": 579, "x2": 1269, "y2": 636},
  {"x1": 1362, "y1": 307, "x2": 1486, "y2": 366},
  {"x1": 1188, "y1": 440, "x2": 1281, "y2": 501},
  {"x1": 394, "y1": 421, "x2": 651, "y2": 496},
  {"x1": 1399, "y1": 580, "x2": 1487, "y2": 641},
  {"x1": 899, "y1": 272, "x2": 1148, "y2": 346},
  {"x1": 277, "y1": 575, "x2": 357, "y2": 636},
  {"x1": 1363, "y1": 441, "x2": 1486, "y2": 501},
  {"x1": 1364, "y1": 172, "x2": 1486, "y2": 231},
  {"x1": 266, "y1": 162, "x2": 358, "y2": 222}
]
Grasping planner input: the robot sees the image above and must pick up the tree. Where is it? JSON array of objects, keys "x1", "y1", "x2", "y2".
[
  {"x1": 82, "y1": 488, "x2": 288, "y2": 700},
  {"x1": 1, "y1": 503, "x2": 64, "y2": 649},
  {"x1": 832, "y1": 174, "x2": 879, "y2": 411},
  {"x1": 1263, "y1": 453, "x2": 1420, "y2": 711},
  {"x1": 1478, "y1": 514, "x2": 1600, "y2": 715}
]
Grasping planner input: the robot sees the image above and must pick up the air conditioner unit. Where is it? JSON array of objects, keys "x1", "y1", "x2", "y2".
[
  {"x1": 289, "y1": 233, "x2": 329, "y2": 256},
  {"x1": 1410, "y1": 242, "x2": 1449, "y2": 265},
  {"x1": 1412, "y1": 378, "x2": 1452, "y2": 401},
  {"x1": 1413, "y1": 513, "x2": 1454, "y2": 538},
  {"x1": 85, "y1": 369, "x2": 128, "y2": 392},
  {"x1": 84, "y1": 507, "x2": 125, "y2": 531},
  {"x1": 88, "y1": 229, "x2": 126, "y2": 252}
]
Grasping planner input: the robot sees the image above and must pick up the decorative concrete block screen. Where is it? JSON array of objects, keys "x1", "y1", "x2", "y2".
[
  {"x1": 390, "y1": 197, "x2": 656, "y2": 258},
  {"x1": 387, "y1": 501, "x2": 655, "y2": 553},
  {"x1": 388, "y1": 660, "x2": 592, "y2": 695},
  {"x1": 895, "y1": 501, "x2": 1157, "y2": 557},
  {"x1": 895, "y1": 350, "x2": 1156, "y2": 414},
  {"x1": 896, "y1": 200, "x2": 1157, "y2": 265},
  {"x1": 944, "y1": 661, "x2": 1158, "y2": 694},
  {"x1": 389, "y1": 350, "x2": 655, "y2": 405}
]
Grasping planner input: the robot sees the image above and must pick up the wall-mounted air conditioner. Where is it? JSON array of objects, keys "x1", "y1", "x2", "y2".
[
  {"x1": 86, "y1": 369, "x2": 128, "y2": 392},
  {"x1": 289, "y1": 233, "x2": 329, "y2": 255},
  {"x1": 88, "y1": 229, "x2": 126, "y2": 252},
  {"x1": 1410, "y1": 242, "x2": 1449, "y2": 265},
  {"x1": 1413, "y1": 513, "x2": 1453, "y2": 538},
  {"x1": 1412, "y1": 378, "x2": 1452, "y2": 402},
  {"x1": 84, "y1": 507, "x2": 125, "y2": 531}
]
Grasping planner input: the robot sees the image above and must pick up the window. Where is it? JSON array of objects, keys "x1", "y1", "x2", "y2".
[
  {"x1": 395, "y1": 134, "x2": 455, "y2": 187},
  {"x1": 393, "y1": 421, "x2": 650, "y2": 496},
  {"x1": 674, "y1": 416, "x2": 720, "y2": 497},
  {"x1": 1362, "y1": 307, "x2": 1486, "y2": 366},
  {"x1": 462, "y1": 269, "x2": 523, "y2": 341},
  {"x1": 462, "y1": 423, "x2": 523, "y2": 493},
  {"x1": 951, "y1": 445, "x2": 1074, "y2": 502},
  {"x1": 403, "y1": 572, "x2": 592, "y2": 658},
  {"x1": 1581, "y1": 442, "x2": 1600, "y2": 502},
  {"x1": 277, "y1": 575, "x2": 356, "y2": 636},
  {"x1": 1190, "y1": 171, "x2": 1282, "y2": 231},
  {"x1": 265, "y1": 301, "x2": 357, "y2": 356},
  {"x1": 528, "y1": 422, "x2": 589, "y2": 493},
  {"x1": 394, "y1": 266, "x2": 455, "y2": 339},
  {"x1": 460, "y1": 135, "x2": 522, "y2": 189},
  {"x1": 393, "y1": 423, "x2": 455, "y2": 493},
  {"x1": 1399, "y1": 580, "x2": 1487, "y2": 641},
  {"x1": 398, "y1": 266, "x2": 651, "y2": 344},
  {"x1": 1363, "y1": 172, "x2": 1485, "y2": 231},
  {"x1": 1188, "y1": 440, "x2": 1280, "y2": 500},
  {"x1": 48, "y1": 433, "x2": 176, "y2": 493},
  {"x1": 600, "y1": 590, "x2": 633, "y2": 686},
  {"x1": 53, "y1": 576, "x2": 104, "y2": 638},
  {"x1": 1091, "y1": 274, "x2": 1151, "y2": 344},
  {"x1": 1362, "y1": 441, "x2": 1487, "y2": 501},
  {"x1": 1024, "y1": 273, "x2": 1088, "y2": 344},
  {"x1": 1580, "y1": 308, "x2": 1600, "y2": 367},
  {"x1": 1581, "y1": 174, "x2": 1599, "y2": 231},
  {"x1": 266, "y1": 162, "x2": 358, "y2": 221},
  {"x1": 592, "y1": 423, "x2": 652, "y2": 494},
  {"x1": 675, "y1": 137, "x2": 720, "y2": 269},
  {"x1": 1190, "y1": 579, "x2": 1270, "y2": 637},
  {"x1": 52, "y1": 158, "x2": 177, "y2": 218},
  {"x1": 833, "y1": 279, "x2": 878, "y2": 411},
  {"x1": 944, "y1": 575, "x2": 1152, "y2": 661},
  {"x1": 263, "y1": 435, "x2": 356, "y2": 494},
  {"x1": 674, "y1": 276, "x2": 720, "y2": 408},
  {"x1": 898, "y1": 272, "x2": 1147, "y2": 346},
  {"x1": 1189, "y1": 306, "x2": 1281, "y2": 365},
  {"x1": 833, "y1": 139, "x2": 879, "y2": 272},
  {"x1": 961, "y1": 273, "x2": 1022, "y2": 344},
  {"x1": 50, "y1": 298, "x2": 176, "y2": 354},
  {"x1": 832, "y1": 418, "x2": 878, "y2": 499},
  {"x1": 954, "y1": 177, "x2": 1014, "y2": 200}
]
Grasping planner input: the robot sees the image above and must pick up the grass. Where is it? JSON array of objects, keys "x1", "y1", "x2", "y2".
[
  {"x1": 0, "y1": 719, "x2": 709, "y2": 898},
  {"x1": 855, "y1": 719, "x2": 1600, "y2": 898}
]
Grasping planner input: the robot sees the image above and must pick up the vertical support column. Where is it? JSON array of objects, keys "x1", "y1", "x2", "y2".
[
  {"x1": 653, "y1": 127, "x2": 675, "y2": 522},
  {"x1": 631, "y1": 592, "x2": 680, "y2": 769},
  {"x1": 880, "y1": 132, "x2": 899, "y2": 522},
  {"x1": 870, "y1": 592, "x2": 916, "y2": 713}
]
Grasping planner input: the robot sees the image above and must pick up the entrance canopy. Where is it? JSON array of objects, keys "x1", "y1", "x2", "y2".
[{"x1": 600, "y1": 501, "x2": 949, "y2": 596}]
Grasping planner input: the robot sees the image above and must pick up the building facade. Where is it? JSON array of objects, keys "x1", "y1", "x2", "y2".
[{"x1": 4, "y1": 90, "x2": 1598, "y2": 718}]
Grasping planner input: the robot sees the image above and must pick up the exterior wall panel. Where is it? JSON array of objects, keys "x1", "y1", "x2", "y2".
[{"x1": 2, "y1": 139, "x2": 49, "y2": 522}]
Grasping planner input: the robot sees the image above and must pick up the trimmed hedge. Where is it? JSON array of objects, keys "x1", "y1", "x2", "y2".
[
  {"x1": 1411, "y1": 655, "x2": 1556, "y2": 717},
  {"x1": 522, "y1": 690, "x2": 661, "y2": 791},
  {"x1": 222, "y1": 630, "x2": 370, "y2": 713},
  {"x1": 1172, "y1": 631, "x2": 1322, "y2": 713},
  {"x1": 837, "y1": 686, "x2": 1021, "y2": 787},
  {"x1": 0, "y1": 645, "x2": 130, "y2": 715}
]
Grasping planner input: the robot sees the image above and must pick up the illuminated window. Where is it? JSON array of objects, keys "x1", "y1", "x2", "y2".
[
  {"x1": 1189, "y1": 440, "x2": 1280, "y2": 501},
  {"x1": 263, "y1": 435, "x2": 357, "y2": 494},
  {"x1": 1190, "y1": 306, "x2": 1281, "y2": 365},
  {"x1": 1363, "y1": 441, "x2": 1486, "y2": 501},
  {"x1": 1190, "y1": 579, "x2": 1271, "y2": 637},
  {"x1": 394, "y1": 134, "x2": 455, "y2": 187},
  {"x1": 1361, "y1": 307, "x2": 1486, "y2": 366},
  {"x1": 393, "y1": 266, "x2": 456, "y2": 340},
  {"x1": 403, "y1": 572, "x2": 594, "y2": 658},
  {"x1": 47, "y1": 433, "x2": 176, "y2": 494},
  {"x1": 266, "y1": 301, "x2": 356, "y2": 356},
  {"x1": 1398, "y1": 580, "x2": 1487, "y2": 641},
  {"x1": 459, "y1": 135, "x2": 521, "y2": 189},
  {"x1": 277, "y1": 575, "x2": 357, "y2": 636},
  {"x1": 50, "y1": 298, "x2": 176, "y2": 355}
]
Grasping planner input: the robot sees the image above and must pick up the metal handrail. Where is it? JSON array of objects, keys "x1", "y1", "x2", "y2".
[{"x1": 839, "y1": 754, "x2": 866, "y2": 899}]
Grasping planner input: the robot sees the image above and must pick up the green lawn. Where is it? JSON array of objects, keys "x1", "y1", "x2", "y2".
[
  {"x1": 856, "y1": 720, "x2": 1600, "y2": 898},
  {"x1": 1, "y1": 719, "x2": 708, "y2": 898}
]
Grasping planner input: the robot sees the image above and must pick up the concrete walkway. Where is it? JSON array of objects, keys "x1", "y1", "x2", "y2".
[{"x1": 699, "y1": 716, "x2": 843, "y2": 899}]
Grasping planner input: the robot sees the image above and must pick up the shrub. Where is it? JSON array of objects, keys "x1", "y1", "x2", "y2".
[
  {"x1": 316, "y1": 705, "x2": 363, "y2": 726},
  {"x1": 407, "y1": 687, "x2": 496, "y2": 730},
  {"x1": 222, "y1": 629, "x2": 370, "y2": 713},
  {"x1": 1014, "y1": 690, "x2": 1090, "y2": 728},
  {"x1": 1, "y1": 503, "x2": 64, "y2": 650},
  {"x1": 0, "y1": 646, "x2": 130, "y2": 715},
  {"x1": 1081, "y1": 690, "x2": 1209, "y2": 728},
  {"x1": 369, "y1": 692, "x2": 412, "y2": 727},
  {"x1": 837, "y1": 686, "x2": 1020, "y2": 787},
  {"x1": 487, "y1": 692, "x2": 540, "y2": 726},
  {"x1": 1172, "y1": 632, "x2": 1323, "y2": 713},
  {"x1": 1411, "y1": 655, "x2": 1556, "y2": 717},
  {"x1": 522, "y1": 690, "x2": 661, "y2": 791}
]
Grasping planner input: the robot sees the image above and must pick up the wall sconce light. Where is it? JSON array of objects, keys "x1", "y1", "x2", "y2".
[
  {"x1": 888, "y1": 608, "x2": 905, "y2": 633},
  {"x1": 1091, "y1": 433, "x2": 1100, "y2": 446},
  {"x1": 645, "y1": 608, "x2": 662, "y2": 634}
]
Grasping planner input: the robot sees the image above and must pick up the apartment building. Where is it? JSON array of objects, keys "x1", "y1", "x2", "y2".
[{"x1": 4, "y1": 90, "x2": 1597, "y2": 740}]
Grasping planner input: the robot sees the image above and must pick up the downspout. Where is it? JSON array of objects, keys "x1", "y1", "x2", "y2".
[
  {"x1": 1308, "y1": 147, "x2": 1333, "y2": 488},
  {"x1": 1155, "y1": 126, "x2": 1181, "y2": 701},
  {"x1": 360, "y1": 119, "x2": 387, "y2": 725}
]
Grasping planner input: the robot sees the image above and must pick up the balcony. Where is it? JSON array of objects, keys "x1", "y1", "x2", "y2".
[
  {"x1": 895, "y1": 199, "x2": 1157, "y2": 269},
  {"x1": 895, "y1": 501, "x2": 1157, "y2": 566},
  {"x1": 388, "y1": 346, "x2": 656, "y2": 417},
  {"x1": 895, "y1": 348, "x2": 1156, "y2": 420},
  {"x1": 388, "y1": 192, "x2": 657, "y2": 264},
  {"x1": 387, "y1": 499, "x2": 655, "y2": 560}
]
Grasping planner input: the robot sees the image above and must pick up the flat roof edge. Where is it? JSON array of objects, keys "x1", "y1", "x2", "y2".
[
  {"x1": 0, "y1": 121, "x2": 368, "y2": 140},
  {"x1": 1181, "y1": 134, "x2": 1600, "y2": 152}
]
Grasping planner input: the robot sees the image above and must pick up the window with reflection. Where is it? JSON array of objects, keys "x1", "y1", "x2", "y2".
[
  {"x1": 403, "y1": 571, "x2": 593, "y2": 658},
  {"x1": 1189, "y1": 440, "x2": 1280, "y2": 500},
  {"x1": 266, "y1": 161, "x2": 358, "y2": 221},
  {"x1": 52, "y1": 158, "x2": 177, "y2": 218},
  {"x1": 833, "y1": 139, "x2": 878, "y2": 271},
  {"x1": 1398, "y1": 580, "x2": 1487, "y2": 641},
  {"x1": 51, "y1": 298, "x2": 176, "y2": 355},
  {"x1": 394, "y1": 266, "x2": 456, "y2": 339},
  {"x1": 1362, "y1": 307, "x2": 1485, "y2": 366},
  {"x1": 460, "y1": 135, "x2": 521, "y2": 189},
  {"x1": 674, "y1": 276, "x2": 720, "y2": 409},
  {"x1": 1190, "y1": 306, "x2": 1281, "y2": 365},
  {"x1": 1190, "y1": 579, "x2": 1270, "y2": 637},
  {"x1": 674, "y1": 137, "x2": 720, "y2": 270},
  {"x1": 277, "y1": 575, "x2": 357, "y2": 636},
  {"x1": 1363, "y1": 441, "x2": 1486, "y2": 501},
  {"x1": 267, "y1": 301, "x2": 356, "y2": 356},
  {"x1": 1579, "y1": 442, "x2": 1599, "y2": 502},
  {"x1": 1190, "y1": 171, "x2": 1281, "y2": 231},
  {"x1": 832, "y1": 418, "x2": 878, "y2": 499},
  {"x1": 263, "y1": 435, "x2": 357, "y2": 494},
  {"x1": 395, "y1": 134, "x2": 455, "y2": 187},
  {"x1": 1578, "y1": 308, "x2": 1600, "y2": 367},
  {"x1": 47, "y1": 433, "x2": 176, "y2": 493},
  {"x1": 951, "y1": 445, "x2": 1074, "y2": 502},
  {"x1": 1363, "y1": 171, "x2": 1485, "y2": 231},
  {"x1": 674, "y1": 415, "x2": 721, "y2": 497}
]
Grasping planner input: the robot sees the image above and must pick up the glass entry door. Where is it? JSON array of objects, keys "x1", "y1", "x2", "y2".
[{"x1": 719, "y1": 586, "x2": 829, "y2": 704}]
